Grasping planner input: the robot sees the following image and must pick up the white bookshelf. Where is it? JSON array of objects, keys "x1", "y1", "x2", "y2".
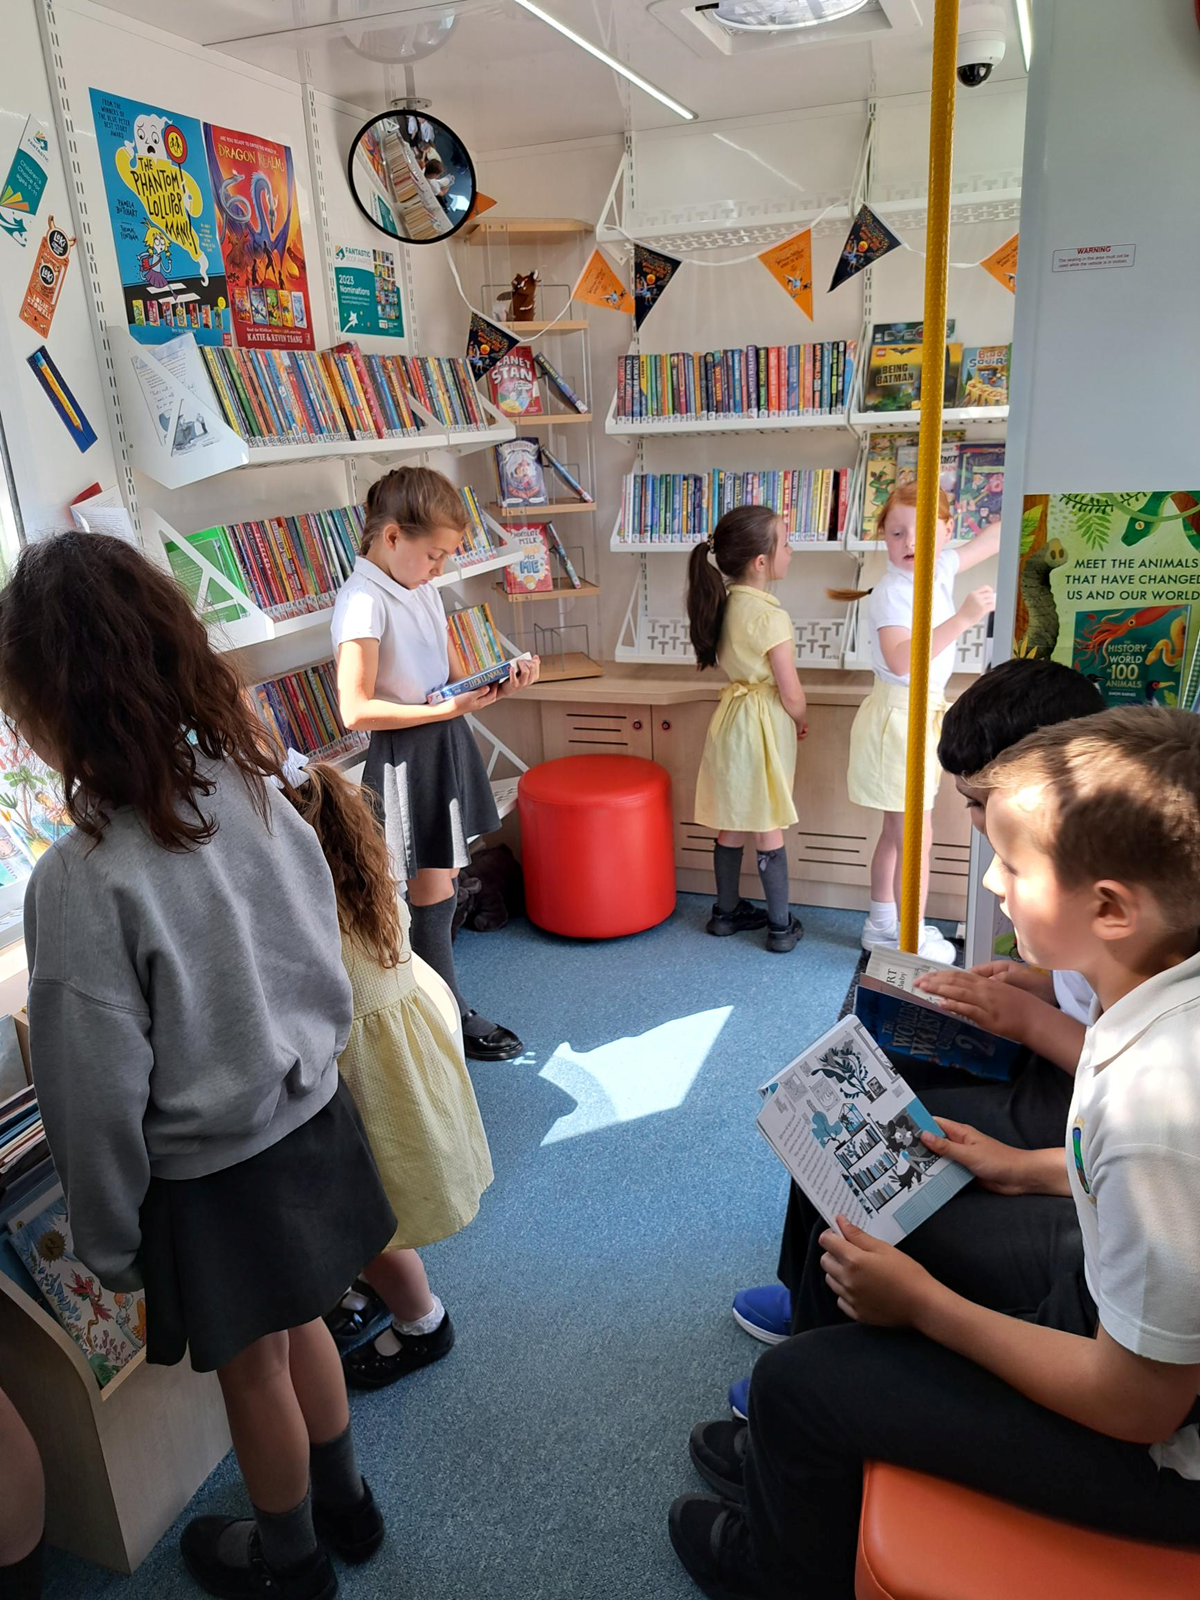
[
  {"x1": 605, "y1": 386, "x2": 854, "y2": 440},
  {"x1": 850, "y1": 405, "x2": 1009, "y2": 437}
]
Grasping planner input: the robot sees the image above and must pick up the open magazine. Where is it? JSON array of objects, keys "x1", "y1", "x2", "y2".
[
  {"x1": 757, "y1": 1016, "x2": 973, "y2": 1245},
  {"x1": 852, "y1": 948, "x2": 1023, "y2": 1082}
]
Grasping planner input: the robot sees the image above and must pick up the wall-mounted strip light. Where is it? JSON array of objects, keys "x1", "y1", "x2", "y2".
[
  {"x1": 509, "y1": 0, "x2": 697, "y2": 120},
  {"x1": 1014, "y1": 0, "x2": 1032, "y2": 69}
]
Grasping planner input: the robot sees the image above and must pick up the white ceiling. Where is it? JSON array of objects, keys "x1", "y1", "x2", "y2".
[{"x1": 88, "y1": 0, "x2": 1027, "y2": 150}]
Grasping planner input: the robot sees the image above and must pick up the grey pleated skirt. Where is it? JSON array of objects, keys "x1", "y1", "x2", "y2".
[{"x1": 362, "y1": 720, "x2": 500, "y2": 881}]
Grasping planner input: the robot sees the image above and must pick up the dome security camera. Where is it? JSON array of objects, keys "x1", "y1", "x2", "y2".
[{"x1": 957, "y1": 0, "x2": 1006, "y2": 87}]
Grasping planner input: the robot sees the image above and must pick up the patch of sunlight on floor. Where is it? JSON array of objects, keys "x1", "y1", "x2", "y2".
[{"x1": 538, "y1": 1005, "x2": 734, "y2": 1146}]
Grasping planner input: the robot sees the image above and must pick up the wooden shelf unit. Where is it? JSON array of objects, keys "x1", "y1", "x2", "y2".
[
  {"x1": 535, "y1": 651, "x2": 605, "y2": 683},
  {"x1": 491, "y1": 501, "x2": 595, "y2": 521},
  {"x1": 495, "y1": 579, "x2": 601, "y2": 604},
  {"x1": 465, "y1": 217, "x2": 591, "y2": 243},
  {"x1": 520, "y1": 411, "x2": 594, "y2": 427}
]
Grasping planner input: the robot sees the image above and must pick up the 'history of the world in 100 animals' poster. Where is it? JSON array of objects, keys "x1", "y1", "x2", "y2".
[
  {"x1": 88, "y1": 91, "x2": 229, "y2": 346},
  {"x1": 204, "y1": 123, "x2": 314, "y2": 350}
]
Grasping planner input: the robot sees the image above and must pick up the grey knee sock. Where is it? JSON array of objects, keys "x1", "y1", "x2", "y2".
[
  {"x1": 408, "y1": 894, "x2": 465, "y2": 1012},
  {"x1": 713, "y1": 843, "x2": 744, "y2": 914},
  {"x1": 216, "y1": 1494, "x2": 317, "y2": 1572},
  {"x1": 310, "y1": 1424, "x2": 365, "y2": 1510},
  {"x1": 756, "y1": 846, "x2": 791, "y2": 930}
]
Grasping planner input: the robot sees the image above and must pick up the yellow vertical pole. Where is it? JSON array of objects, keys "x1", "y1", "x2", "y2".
[{"x1": 900, "y1": 0, "x2": 960, "y2": 953}]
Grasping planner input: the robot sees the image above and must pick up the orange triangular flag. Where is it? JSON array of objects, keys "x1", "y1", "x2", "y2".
[
  {"x1": 573, "y1": 247, "x2": 633, "y2": 314},
  {"x1": 467, "y1": 192, "x2": 498, "y2": 222},
  {"x1": 758, "y1": 230, "x2": 813, "y2": 320},
  {"x1": 981, "y1": 233, "x2": 1019, "y2": 293}
]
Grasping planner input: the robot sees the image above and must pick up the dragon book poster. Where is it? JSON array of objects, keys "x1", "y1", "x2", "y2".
[
  {"x1": 1014, "y1": 493, "x2": 1200, "y2": 710},
  {"x1": 203, "y1": 123, "x2": 314, "y2": 351},
  {"x1": 89, "y1": 92, "x2": 229, "y2": 346}
]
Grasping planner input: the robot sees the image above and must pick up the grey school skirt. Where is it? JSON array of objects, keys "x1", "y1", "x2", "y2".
[{"x1": 362, "y1": 720, "x2": 500, "y2": 881}]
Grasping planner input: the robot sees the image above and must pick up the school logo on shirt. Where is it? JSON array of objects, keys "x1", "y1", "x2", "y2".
[{"x1": 1071, "y1": 1121, "x2": 1094, "y2": 1199}]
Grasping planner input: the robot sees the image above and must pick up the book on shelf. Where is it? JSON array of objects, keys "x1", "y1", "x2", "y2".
[
  {"x1": 494, "y1": 438, "x2": 548, "y2": 507},
  {"x1": 862, "y1": 342, "x2": 962, "y2": 413},
  {"x1": 456, "y1": 485, "x2": 498, "y2": 565},
  {"x1": 488, "y1": 345, "x2": 543, "y2": 418},
  {"x1": 955, "y1": 445, "x2": 1006, "y2": 540},
  {"x1": 895, "y1": 440, "x2": 963, "y2": 526},
  {"x1": 852, "y1": 951, "x2": 1022, "y2": 1082},
  {"x1": 502, "y1": 525, "x2": 554, "y2": 594},
  {"x1": 8, "y1": 1184, "x2": 146, "y2": 1387},
  {"x1": 615, "y1": 341, "x2": 857, "y2": 423},
  {"x1": 428, "y1": 602, "x2": 531, "y2": 704},
  {"x1": 0, "y1": 1082, "x2": 48, "y2": 1204},
  {"x1": 540, "y1": 447, "x2": 594, "y2": 504},
  {"x1": 870, "y1": 320, "x2": 956, "y2": 346},
  {"x1": 253, "y1": 660, "x2": 366, "y2": 764},
  {"x1": 169, "y1": 504, "x2": 364, "y2": 624},
  {"x1": 199, "y1": 345, "x2": 421, "y2": 447},
  {"x1": 534, "y1": 351, "x2": 588, "y2": 414},
  {"x1": 400, "y1": 355, "x2": 487, "y2": 430},
  {"x1": 617, "y1": 469, "x2": 850, "y2": 545},
  {"x1": 1071, "y1": 605, "x2": 1190, "y2": 709},
  {"x1": 756, "y1": 1015, "x2": 973, "y2": 1246},
  {"x1": 545, "y1": 523, "x2": 582, "y2": 588},
  {"x1": 860, "y1": 432, "x2": 980, "y2": 541},
  {"x1": 956, "y1": 345, "x2": 1010, "y2": 408}
]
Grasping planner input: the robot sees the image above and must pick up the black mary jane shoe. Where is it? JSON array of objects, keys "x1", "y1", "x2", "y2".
[
  {"x1": 667, "y1": 1495, "x2": 765, "y2": 1600},
  {"x1": 323, "y1": 1280, "x2": 389, "y2": 1353},
  {"x1": 689, "y1": 1419, "x2": 748, "y2": 1504},
  {"x1": 180, "y1": 1519, "x2": 337, "y2": 1600},
  {"x1": 706, "y1": 900, "x2": 770, "y2": 938},
  {"x1": 343, "y1": 1310, "x2": 455, "y2": 1391},
  {"x1": 313, "y1": 1479, "x2": 385, "y2": 1565},
  {"x1": 765, "y1": 914, "x2": 804, "y2": 955},
  {"x1": 462, "y1": 1013, "x2": 524, "y2": 1062}
]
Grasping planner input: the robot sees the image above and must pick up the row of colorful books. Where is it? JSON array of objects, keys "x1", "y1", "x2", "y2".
[
  {"x1": 170, "y1": 505, "x2": 365, "y2": 623},
  {"x1": 448, "y1": 602, "x2": 506, "y2": 675},
  {"x1": 615, "y1": 342, "x2": 858, "y2": 423},
  {"x1": 616, "y1": 469, "x2": 852, "y2": 546},
  {"x1": 494, "y1": 438, "x2": 594, "y2": 508},
  {"x1": 198, "y1": 345, "x2": 487, "y2": 447},
  {"x1": 862, "y1": 432, "x2": 1005, "y2": 542},
  {"x1": 500, "y1": 524, "x2": 583, "y2": 594},
  {"x1": 487, "y1": 345, "x2": 589, "y2": 419},
  {"x1": 0, "y1": 1084, "x2": 46, "y2": 1209},
  {"x1": 458, "y1": 486, "x2": 499, "y2": 564},
  {"x1": 253, "y1": 661, "x2": 366, "y2": 763}
]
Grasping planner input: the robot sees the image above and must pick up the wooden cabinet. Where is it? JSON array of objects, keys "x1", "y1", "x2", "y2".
[{"x1": 529, "y1": 668, "x2": 972, "y2": 920}]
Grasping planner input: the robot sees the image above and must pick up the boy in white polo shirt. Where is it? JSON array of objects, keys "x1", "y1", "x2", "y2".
[{"x1": 669, "y1": 706, "x2": 1200, "y2": 1600}]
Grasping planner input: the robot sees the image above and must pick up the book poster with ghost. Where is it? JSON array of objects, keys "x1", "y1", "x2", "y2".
[
  {"x1": 1015, "y1": 493, "x2": 1200, "y2": 712},
  {"x1": 88, "y1": 90, "x2": 229, "y2": 345},
  {"x1": 203, "y1": 123, "x2": 314, "y2": 350}
]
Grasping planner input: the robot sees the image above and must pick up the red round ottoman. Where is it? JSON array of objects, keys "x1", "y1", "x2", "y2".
[{"x1": 518, "y1": 754, "x2": 676, "y2": 938}]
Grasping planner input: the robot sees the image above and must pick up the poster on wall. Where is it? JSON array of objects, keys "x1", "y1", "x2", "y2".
[
  {"x1": 18, "y1": 218, "x2": 74, "y2": 338},
  {"x1": 203, "y1": 123, "x2": 314, "y2": 350},
  {"x1": 333, "y1": 243, "x2": 403, "y2": 338},
  {"x1": 89, "y1": 91, "x2": 229, "y2": 345},
  {"x1": 0, "y1": 116, "x2": 52, "y2": 246},
  {"x1": 1015, "y1": 492, "x2": 1200, "y2": 711}
]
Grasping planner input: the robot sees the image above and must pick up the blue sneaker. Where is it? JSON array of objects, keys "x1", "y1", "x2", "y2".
[
  {"x1": 732, "y1": 1284, "x2": 792, "y2": 1345},
  {"x1": 728, "y1": 1376, "x2": 750, "y2": 1422}
]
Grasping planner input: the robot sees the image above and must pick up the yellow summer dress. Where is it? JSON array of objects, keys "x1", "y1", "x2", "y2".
[
  {"x1": 337, "y1": 903, "x2": 493, "y2": 1251},
  {"x1": 694, "y1": 585, "x2": 799, "y2": 834}
]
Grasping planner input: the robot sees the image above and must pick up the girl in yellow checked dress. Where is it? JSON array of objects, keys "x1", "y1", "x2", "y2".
[
  {"x1": 686, "y1": 506, "x2": 810, "y2": 955},
  {"x1": 280, "y1": 753, "x2": 493, "y2": 1391}
]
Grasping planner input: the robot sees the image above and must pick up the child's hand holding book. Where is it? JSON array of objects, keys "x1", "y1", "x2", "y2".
[
  {"x1": 818, "y1": 1217, "x2": 939, "y2": 1328},
  {"x1": 916, "y1": 965, "x2": 1085, "y2": 1075}
]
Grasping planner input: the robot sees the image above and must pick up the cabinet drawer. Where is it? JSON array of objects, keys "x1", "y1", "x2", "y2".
[{"x1": 539, "y1": 702, "x2": 654, "y2": 761}]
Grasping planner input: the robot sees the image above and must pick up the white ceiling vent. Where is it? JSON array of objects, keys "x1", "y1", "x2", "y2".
[{"x1": 649, "y1": 0, "x2": 923, "y2": 57}]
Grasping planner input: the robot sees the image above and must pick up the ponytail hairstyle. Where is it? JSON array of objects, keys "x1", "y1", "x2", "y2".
[
  {"x1": 282, "y1": 760, "x2": 405, "y2": 969},
  {"x1": 686, "y1": 505, "x2": 782, "y2": 670},
  {"x1": 359, "y1": 465, "x2": 468, "y2": 557},
  {"x1": 827, "y1": 480, "x2": 953, "y2": 603}
]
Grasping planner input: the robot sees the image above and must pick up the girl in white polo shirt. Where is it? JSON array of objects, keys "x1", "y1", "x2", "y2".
[
  {"x1": 833, "y1": 480, "x2": 998, "y2": 961},
  {"x1": 332, "y1": 467, "x2": 538, "y2": 1062}
]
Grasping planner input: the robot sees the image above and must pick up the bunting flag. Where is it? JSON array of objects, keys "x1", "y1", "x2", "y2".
[
  {"x1": 466, "y1": 191, "x2": 498, "y2": 222},
  {"x1": 980, "y1": 232, "x2": 1019, "y2": 293},
  {"x1": 466, "y1": 311, "x2": 521, "y2": 380},
  {"x1": 633, "y1": 243, "x2": 682, "y2": 329},
  {"x1": 757, "y1": 230, "x2": 813, "y2": 320},
  {"x1": 573, "y1": 247, "x2": 633, "y2": 314},
  {"x1": 829, "y1": 205, "x2": 903, "y2": 292}
]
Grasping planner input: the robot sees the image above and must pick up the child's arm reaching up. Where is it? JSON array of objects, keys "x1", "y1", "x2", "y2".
[
  {"x1": 956, "y1": 520, "x2": 1002, "y2": 571},
  {"x1": 916, "y1": 966, "x2": 1085, "y2": 1074},
  {"x1": 768, "y1": 641, "x2": 809, "y2": 738},
  {"x1": 877, "y1": 584, "x2": 996, "y2": 678}
]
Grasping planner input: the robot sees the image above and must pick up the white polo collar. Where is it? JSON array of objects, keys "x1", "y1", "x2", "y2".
[
  {"x1": 1079, "y1": 948, "x2": 1200, "y2": 1073},
  {"x1": 353, "y1": 555, "x2": 418, "y2": 605}
]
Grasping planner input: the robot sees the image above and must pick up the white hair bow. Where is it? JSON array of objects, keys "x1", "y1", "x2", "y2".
[{"x1": 270, "y1": 748, "x2": 311, "y2": 790}]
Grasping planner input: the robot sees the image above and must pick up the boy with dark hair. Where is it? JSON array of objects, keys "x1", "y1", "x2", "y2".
[
  {"x1": 672, "y1": 707, "x2": 1200, "y2": 1600},
  {"x1": 733, "y1": 659, "x2": 1104, "y2": 1352}
]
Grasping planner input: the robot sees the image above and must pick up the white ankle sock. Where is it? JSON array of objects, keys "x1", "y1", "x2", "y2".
[
  {"x1": 867, "y1": 900, "x2": 897, "y2": 926},
  {"x1": 372, "y1": 1294, "x2": 445, "y2": 1356}
]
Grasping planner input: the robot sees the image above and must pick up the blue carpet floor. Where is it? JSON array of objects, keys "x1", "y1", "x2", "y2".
[{"x1": 47, "y1": 894, "x2": 871, "y2": 1600}]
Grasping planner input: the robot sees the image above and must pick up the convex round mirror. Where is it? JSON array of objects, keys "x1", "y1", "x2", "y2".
[{"x1": 348, "y1": 112, "x2": 476, "y2": 244}]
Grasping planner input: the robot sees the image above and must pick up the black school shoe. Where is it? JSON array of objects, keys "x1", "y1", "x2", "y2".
[
  {"x1": 313, "y1": 1480, "x2": 385, "y2": 1565},
  {"x1": 668, "y1": 1495, "x2": 766, "y2": 1600},
  {"x1": 689, "y1": 1419, "x2": 748, "y2": 1504},
  {"x1": 765, "y1": 914, "x2": 804, "y2": 954},
  {"x1": 323, "y1": 1280, "x2": 389, "y2": 1353},
  {"x1": 180, "y1": 1520, "x2": 336, "y2": 1600},
  {"x1": 343, "y1": 1309, "x2": 455, "y2": 1390},
  {"x1": 706, "y1": 900, "x2": 769, "y2": 937},
  {"x1": 462, "y1": 1012, "x2": 524, "y2": 1062}
]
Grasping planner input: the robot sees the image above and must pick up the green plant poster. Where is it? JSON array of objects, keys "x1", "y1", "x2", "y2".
[{"x1": 1014, "y1": 492, "x2": 1200, "y2": 710}]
